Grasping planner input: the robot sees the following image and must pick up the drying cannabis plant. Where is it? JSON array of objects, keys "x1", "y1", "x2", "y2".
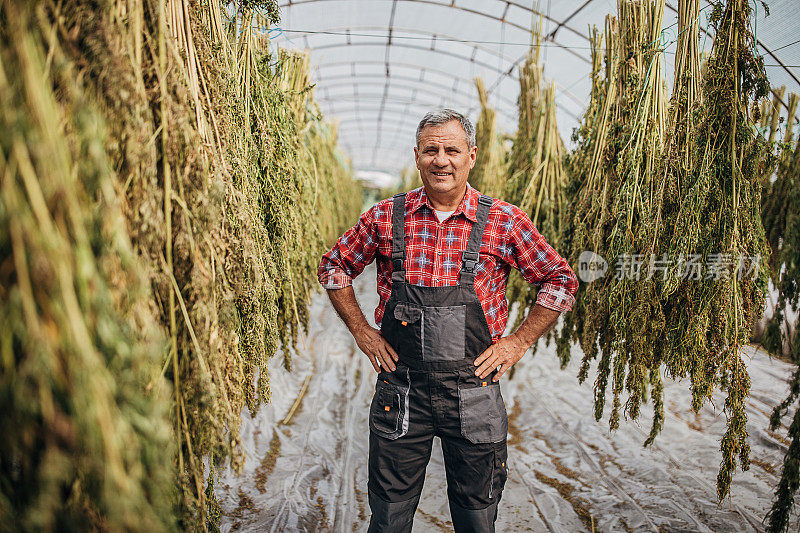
[
  {"x1": 558, "y1": 0, "x2": 770, "y2": 502},
  {"x1": 1, "y1": 0, "x2": 360, "y2": 529},
  {"x1": 504, "y1": 21, "x2": 568, "y2": 334},
  {"x1": 761, "y1": 92, "x2": 800, "y2": 532},
  {"x1": 470, "y1": 77, "x2": 508, "y2": 199},
  {"x1": 0, "y1": 1, "x2": 174, "y2": 529}
]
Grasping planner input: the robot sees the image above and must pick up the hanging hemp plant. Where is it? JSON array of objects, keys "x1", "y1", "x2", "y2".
[
  {"x1": 756, "y1": 87, "x2": 787, "y2": 180},
  {"x1": 0, "y1": 2, "x2": 175, "y2": 530},
  {"x1": 470, "y1": 77, "x2": 508, "y2": 198},
  {"x1": 1, "y1": 0, "x2": 360, "y2": 529},
  {"x1": 504, "y1": 20, "x2": 567, "y2": 248},
  {"x1": 661, "y1": 0, "x2": 770, "y2": 500},
  {"x1": 565, "y1": 0, "x2": 668, "y2": 432},
  {"x1": 556, "y1": 21, "x2": 614, "y2": 369},
  {"x1": 504, "y1": 20, "x2": 568, "y2": 333},
  {"x1": 558, "y1": 0, "x2": 771, "y2": 502},
  {"x1": 762, "y1": 93, "x2": 800, "y2": 532}
]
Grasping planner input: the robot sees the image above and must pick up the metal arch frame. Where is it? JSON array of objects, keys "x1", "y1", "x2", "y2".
[
  {"x1": 342, "y1": 133, "x2": 414, "y2": 154},
  {"x1": 545, "y1": 0, "x2": 597, "y2": 41},
  {"x1": 277, "y1": 24, "x2": 527, "y2": 128},
  {"x1": 294, "y1": 40, "x2": 528, "y2": 78},
  {"x1": 278, "y1": 0, "x2": 596, "y2": 170},
  {"x1": 312, "y1": 61, "x2": 585, "y2": 123},
  {"x1": 282, "y1": 0, "x2": 799, "y2": 172},
  {"x1": 317, "y1": 81, "x2": 520, "y2": 122},
  {"x1": 320, "y1": 80, "x2": 476, "y2": 104},
  {"x1": 304, "y1": 51, "x2": 586, "y2": 115},
  {"x1": 277, "y1": 20, "x2": 590, "y2": 116},
  {"x1": 320, "y1": 95, "x2": 496, "y2": 127},
  {"x1": 377, "y1": 0, "x2": 400, "y2": 157},
  {"x1": 280, "y1": 0, "x2": 591, "y2": 50},
  {"x1": 295, "y1": 25, "x2": 526, "y2": 153},
  {"x1": 323, "y1": 106, "x2": 444, "y2": 136},
  {"x1": 318, "y1": 74, "x2": 516, "y2": 109},
  {"x1": 317, "y1": 91, "x2": 580, "y2": 149},
  {"x1": 313, "y1": 60, "x2": 521, "y2": 105},
  {"x1": 272, "y1": 25, "x2": 523, "y2": 66},
  {"x1": 285, "y1": 0, "x2": 800, "y2": 110},
  {"x1": 328, "y1": 105, "x2": 428, "y2": 122},
  {"x1": 321, "y1": 82, "x2": 581, "y2": 166},
  {"x1": 340, "y1": 145, "x2": 413, "y2": 171},
  {"x1": 313, "y1": 60, "x2": 527, "y2": 145}
]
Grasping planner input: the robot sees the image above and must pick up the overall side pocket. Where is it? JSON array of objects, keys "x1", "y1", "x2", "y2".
[
  {"x1": 369, "y1": 369, "x2": 411, "y2": 440},
  {"x1": 457, "y1": 381, "x2": 508, "y2": 444}
]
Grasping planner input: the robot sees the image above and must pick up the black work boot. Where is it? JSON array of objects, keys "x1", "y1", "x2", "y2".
[
  {"x1": 448, "y1": 500, "x2": 499, "y2": 533},
  {"x1": 366, "y1": 490, "x2": 421, "y2": 533}
]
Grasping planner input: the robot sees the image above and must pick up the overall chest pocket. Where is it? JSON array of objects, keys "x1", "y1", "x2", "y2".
[
  {"x1": 383, "y1": 302, "x2": 423, "y2": 356},
  {"x1": 422, "y1": 305, "x2": 466, "y2": 362},
  {"x1": 458, "y1": 381, "x2": 508, "y2": 444},
  {"x1": 369, "y1": 370, "x2": 410, "y2": 440}
]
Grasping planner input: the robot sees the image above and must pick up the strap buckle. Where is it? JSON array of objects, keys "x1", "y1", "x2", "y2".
[{"x1": 461, "y1": 250, "x2": 480, "y2": 273}]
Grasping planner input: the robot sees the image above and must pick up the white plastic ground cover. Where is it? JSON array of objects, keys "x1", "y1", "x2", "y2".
[{"x1": 216, "y1": 264, "x2": 799, "y2": 532}]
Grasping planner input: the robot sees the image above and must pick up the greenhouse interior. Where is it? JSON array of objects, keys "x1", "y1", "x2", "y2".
[{"x1": 2, "y1": 0, "x2": 800, "y2": 531}]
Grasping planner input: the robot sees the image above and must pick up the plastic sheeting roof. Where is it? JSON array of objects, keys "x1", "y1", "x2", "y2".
[{"x1": 272, "y1": 0, "x2": 800, "y2": 177}]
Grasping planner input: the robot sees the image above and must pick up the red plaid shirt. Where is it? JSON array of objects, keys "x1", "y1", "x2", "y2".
[{"x1": 318, "y1": 184, "x2": 578, "y2": 339}]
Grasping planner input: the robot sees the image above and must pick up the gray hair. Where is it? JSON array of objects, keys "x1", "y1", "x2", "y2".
[{"x1": 415, "y1": 108, "x2": 476, "y2": 148}]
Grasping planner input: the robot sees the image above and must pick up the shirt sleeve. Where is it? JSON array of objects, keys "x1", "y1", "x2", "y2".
[
  {"x1": 318, "y1": 203, "x2": 381, "y2": 289},
  {"x1": 504, "y1": 206, "x2": 578, "y2": 312}
]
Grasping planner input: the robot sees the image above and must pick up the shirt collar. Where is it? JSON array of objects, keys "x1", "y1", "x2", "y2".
[{"x1": 409, "y1": 184, "x2": 480, "y2": 223}]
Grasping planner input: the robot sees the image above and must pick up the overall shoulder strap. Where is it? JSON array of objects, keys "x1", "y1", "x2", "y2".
[
  {"x1": 460, "y1": 195, "x2": 493, "y2": 285},
  {"x1": 391, "y1": 192, "x2": 407, "y2": 283}
]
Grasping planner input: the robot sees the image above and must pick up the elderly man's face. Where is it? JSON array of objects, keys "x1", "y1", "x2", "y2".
[{"x1": 414, "y1": 120, "x2": 477, "y2": 198}]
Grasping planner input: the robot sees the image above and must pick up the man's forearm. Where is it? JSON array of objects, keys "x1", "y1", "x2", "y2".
[
  {"x1": 326, "y1": 285, "x2": 399, "y2": 372},
  {"x1": 507, "y1": 304, "x2": 560, "y2": 349},
  {"x1": 326, "y1": 285, "x2": 371, "y2": 336}
]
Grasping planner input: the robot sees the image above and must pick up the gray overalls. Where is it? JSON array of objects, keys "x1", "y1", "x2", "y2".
[{"x1": 367, "y1": 192, "x2": 509, "y2": 533}]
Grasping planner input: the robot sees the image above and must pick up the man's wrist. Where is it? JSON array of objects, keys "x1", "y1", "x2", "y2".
[
  {"x1": 350, "y1": 319, "x2": 371, "y2": 339},
  {"x1": 508, "y1": 331, "x2": 535, "y2": 352}
]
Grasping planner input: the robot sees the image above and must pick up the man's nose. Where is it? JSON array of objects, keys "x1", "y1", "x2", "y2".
[{"x1": 432, "y1": 150, "x2": 448, "y2": 166}]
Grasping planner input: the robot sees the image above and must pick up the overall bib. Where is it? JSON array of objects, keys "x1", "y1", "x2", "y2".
[{"x1": 367, "y1": 192, "x2": 509, "y2": 533}]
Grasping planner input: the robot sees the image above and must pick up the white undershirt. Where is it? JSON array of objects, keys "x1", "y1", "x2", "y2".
[{"x1": 434, "y1": 209, "x2": 455, "y2": 223}]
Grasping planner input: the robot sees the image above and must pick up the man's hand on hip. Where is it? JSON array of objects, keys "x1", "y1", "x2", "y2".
[
  {"x1": 473, "y1": 336, "x2": 527, "y2": 381},
  {"x1": 474, "y1": 304, "x2": 561, "y2": 381},
  {"x1": 354, "y1": 324, "x2": 399, "y2": 373},
  {"x1": 325, "y1": 285, "x2": 399, "y2": 373}
]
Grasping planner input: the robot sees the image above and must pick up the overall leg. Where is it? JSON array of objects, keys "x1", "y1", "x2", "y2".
[
  {"x1": 435, "y1": 369, "x2": 508, "y2": 533},
  {"x1": 440, "y1": 437, "x2": 507, "y2": 533},
  {"x1": 367, "y1": 370, "x2": 434, "y2": 533}
]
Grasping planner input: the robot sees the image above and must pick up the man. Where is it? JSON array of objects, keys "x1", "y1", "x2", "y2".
[{"x1": 318, "y1": 109, "x2": 578, "y2": 532}]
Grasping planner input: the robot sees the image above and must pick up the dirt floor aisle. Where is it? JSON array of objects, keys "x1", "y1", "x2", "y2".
[{"x1": 216, "y1": 265, "x2": 798, "y2": 532}]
